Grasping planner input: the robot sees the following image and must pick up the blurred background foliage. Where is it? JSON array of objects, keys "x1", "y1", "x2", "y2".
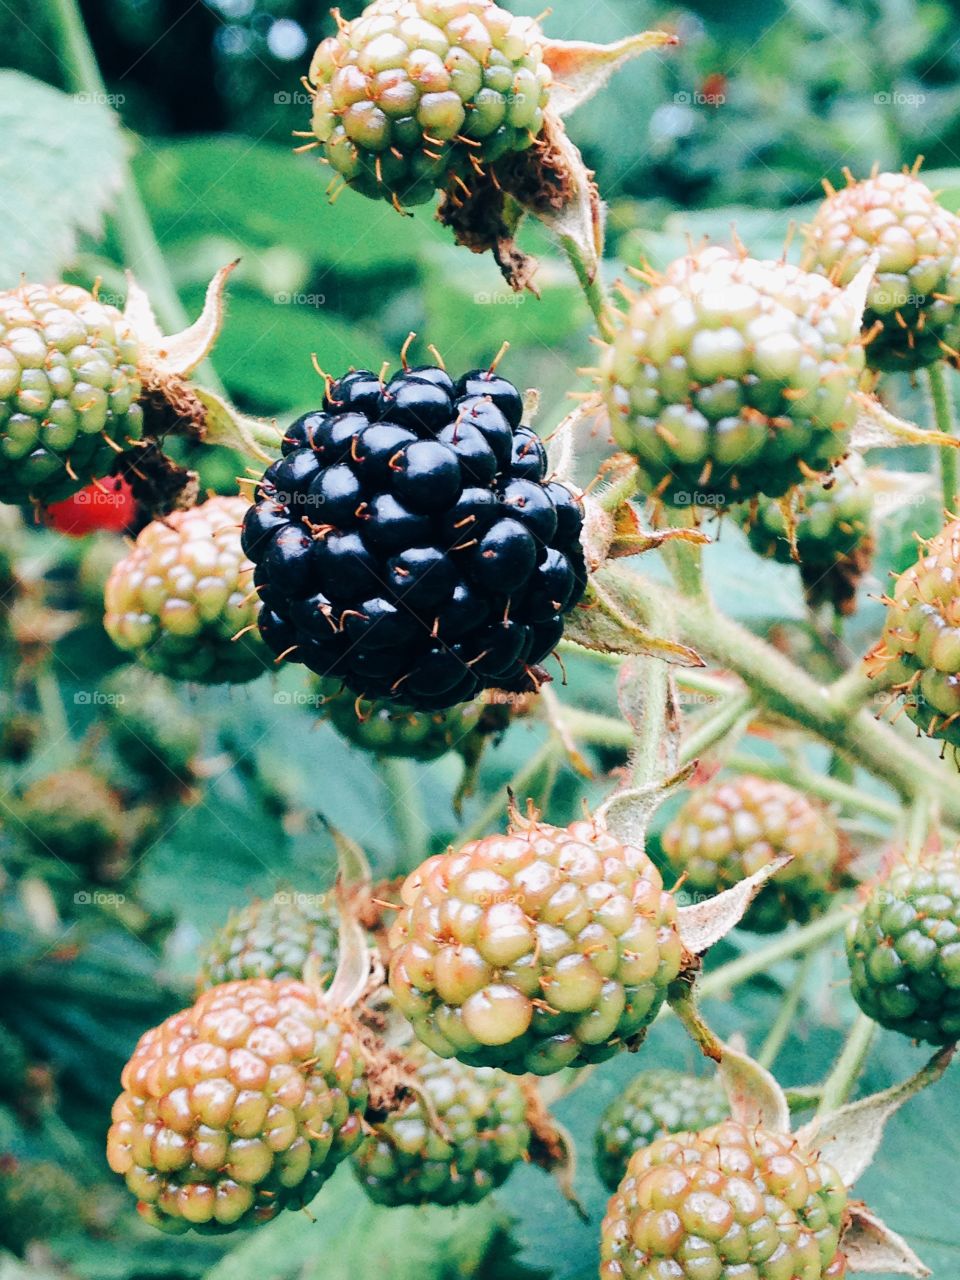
[{"x1": 0, "y1": 0, "x2": 958, "y2": 1278}]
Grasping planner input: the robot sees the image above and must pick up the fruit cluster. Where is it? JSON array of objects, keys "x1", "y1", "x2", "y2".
[
  {"x1": 600, "y1": 247, "x2": 865, "y2": 505},
  {"x1": 662, "y1": 774, "x2": 842, "y2": 932},
  {"x1": 105, "y1": 496, "x2": 269, "y2": 684},
  {"x1": 847, "y1": 852, "x2": 960, "y2": 1044},
  {"x1": 739, "y1": 455, "x2": 874, "y2": 614},
  {"x1": 805, "y1": 169, "x2": 960, "y2": 371},
  {"x1": 0, "y1": 284, "x2": 144, "y2": 505},
  {"x1": 352, "y1": 1046, "x2": 530, "y2": 1206},
  {"x1": 875, "y1": 516, "x2": 960, "y2": 749},
  {"x1": 307, "y1": 0, "x2": 552, "y2": 207},
  {"x1": 244, "y1": 364, "x2": 586, "y2": 711},
  {"x1": 600, "y1": 1121, "x2": 849, "y2": 1280},
  {"x1": 594, "y1": 1069, "x2": 728, "y2": 1192},
  {"x1": 388, "y1": 813, "x2": 684, "y2": 1074},
  {"x1": 197, "y1": 895, "x2": 340, "y2": 990},
  {"x1": 106, "y1": 979, "x2": 368, "y2": 1232}
]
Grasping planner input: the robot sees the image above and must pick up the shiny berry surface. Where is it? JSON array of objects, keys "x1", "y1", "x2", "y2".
[
  {"x1": 244, "y1": 365, "x2": 586, "y2": 711},
  {"x1": 600, "y1": 247, "x2": 864, "y2": 505},
  {"x1": 104, "y1": 496, "x2": 269, "y2": 684},
  {"x1": 847, "y1": 852, "x2": 960, "y2": 1044},
  {"x1": 600, "y1": 1121, "x2": 848, "y2": 1280},
  {"x1": 387, "y1": 816, "x2": 683, "y2": 1075},
  {"x1": 106, "y1": 979, "x2": 367, "y2": 1234},
  {"x1": 662, "y1": 774, "x2": 842, "y2": 933}
]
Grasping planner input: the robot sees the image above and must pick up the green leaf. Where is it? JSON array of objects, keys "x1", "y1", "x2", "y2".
[
  {"x1": 203, "y1": 1173, "x2": 522, "y2": 1280},
  {"x1": 0, "y1": 71, "x2": 125, "y2": 286}
]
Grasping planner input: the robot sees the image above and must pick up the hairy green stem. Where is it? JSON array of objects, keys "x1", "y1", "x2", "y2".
[
  {"x1": 380, "y1": 758, "x2": 429, "y2": 871},
  {"x1": 661, "y1": 508, "x2": 706, "y2": 599},
  {"x1": 698, "y1": 905, "x2": 852, "y2": 1001},
  {"x1": 597, "y1": 566, "x2": 960, "y2": 823},
  {"x1": 627, "y1": 657, "x2": 671, "y2": 789},
  {"x1": 757, "y1": 952, "x2": 815, "y2": 1070},
  {"x1": 459, "y1": 738, "x2": 558, "y2": 843},
  {"x1": 927, "y1": 362, "x2": 958, "y2": 511},
  {"x1": 561, "y1": 237, "x2": 614, "y2": 341},
  {"x1": 904, "y1": 790, "x2": 934, "y2": 864},
  {"x1": 679, "y1": 690, "x2": 754, "y2": 766},
  {"x1": 816, "y1": 1012, "x2": 877, "y2": 1116},
  {"x1": 725, "y1": 752, "x2": 902, "y2": 824}
]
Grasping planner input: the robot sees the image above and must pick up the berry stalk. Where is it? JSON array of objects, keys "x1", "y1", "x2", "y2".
[
  {"x1": 816, "y1": 1011, "x2": 877, "y2": 1117},
  {"x1": 593, "y1": 565, "x2": 960, "y2": 822},
  {"x1": 926, "y1": 361, "x2": 958, "y2": 511}
]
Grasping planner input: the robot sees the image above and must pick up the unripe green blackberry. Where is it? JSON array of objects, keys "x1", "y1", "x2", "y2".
[
  {"x1": 317, "y1": 679, "x2": 489, "y2": 762},
  {"x1": 197, "y1": 895, "x2": 339, "y2": 991},
  {"x1": 353, "y1": 1046, "x2": 529, "y2": 1206},
  {"x1": 0, "y1": 1157, "x2": 83, "y2": 1255},
  {"x1": 594, "y1": 1070, "x2": 728, "y2": 1192},
  {"x1": 388, "y1": 812, "x2": 684, "y2": 1075},
  {"x1": 600, "y1": 248, "x2": 865, "y2": 505},
  {"x1": 874, "y1": 516, "x2": 960, "y2": 748},
  {"x1": 307, "y1": 0, "x2": 552, "y2": 207},
  {"x1": 0, "y1": 283, "x2": 144, "y2": 505},
  {"x1": 847, "y1": 852, "x2": 960, "y2": 1044},
  {"x1": 104, "y1": 497, "x2": 269, "y2": 684},
  {"x1": 600, "y1": 1120, "x2": 848, "y2": 1280},
  {"x1": 102, "y1": 667, "x2": 202, "y2": 787},
  {"x1": 804, "y1": 169, "x2": 960, "y2": 371},
  {"x1": 18, "y1": 767, "x2": 126, "y2": 868},
  {"x1": 739, "y1": 455, "x2": 874, "y2": 615},
  {"x1": 662, "y1": 775, "x2": 842, "y2": 934},
  {"x1": 106, "y1": 978, "x2": 368, "y2": 1233}
]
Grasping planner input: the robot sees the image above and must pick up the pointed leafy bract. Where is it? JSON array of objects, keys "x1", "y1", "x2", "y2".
[
  {"x1": 564, "y1": 577, "x2": 705, "y2": 666},
  {"x1": 192, "y1": 386, "x2": 282, "y2": 462},
  {"x1": 842, "y1": 1205, "x2": 931, "y2": 1277},
  {"x1": 595, "y1": 765, "x2": 695, "y2": 847},
  {"x1": 676, "y1": 858, "x2": 792, "y2": 955},
  {"x1": 797, "y1": 1046, "x2": 954, "y2": 1188},
  {"x1": 718, "y1": 1042, "x2": 791, "y2": 1134},
  {"x1": 542, "y1": 32, "x2": 678, "y2": 118},
  {"x1": 851, "y1": 390, "x2": 960, "y2": 451},
  {"x1": 138, "y1": 261, "x2": 238, "y2": 378}
]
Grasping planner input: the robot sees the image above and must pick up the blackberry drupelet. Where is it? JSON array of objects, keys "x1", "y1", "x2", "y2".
[
  {"x1": 387, "y1": 811, "x2": 683, "y2": 1075},
  {"x1": 352, "y1": 1046, "x2": 529, "y2": 1206},
  {"x1": 197, "y1": 894, "x2": 339, "y2": 990},
  {"x1": 244, "y1": 363, "x2": 586, "y2": 712},
  {"x1": 594, "y1": 1069, "x2": 729, "y2": 1192},
  {"x1": 307, "y1": 0, "x2": 553, "y2": 208},
  {"x1": 106, "y1": 979, "x2": 367, "y2": 1233},
  {"x1": 847, "y1": 852, "x2": 960, "y2": 1044}
]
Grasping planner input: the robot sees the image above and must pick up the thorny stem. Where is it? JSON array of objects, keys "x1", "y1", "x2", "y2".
[
  {"x1": 816, "y1": 1012, "x2": 877, "y2": 1117},
  {"x1": 927, "y1": 362, "x2": 958, "y2": 511},
  {"x1": 757, "y1": 952, "x2": 816, "y2": 1070},
  {"x1": 595, "y1": 566, "x2": 960, "y2": 824},
  {"x1": 380, "y1": 758, "x2": 429, "y2": 872}
]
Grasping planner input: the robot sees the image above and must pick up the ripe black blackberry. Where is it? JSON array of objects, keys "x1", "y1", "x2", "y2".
[{"x1": 243, "y1": 361, "x2": 586, "y2": 710}]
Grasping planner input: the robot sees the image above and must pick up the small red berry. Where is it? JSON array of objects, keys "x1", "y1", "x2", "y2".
[{"x1": 43, "y1": 476, "x2": 136, "y2": 537}]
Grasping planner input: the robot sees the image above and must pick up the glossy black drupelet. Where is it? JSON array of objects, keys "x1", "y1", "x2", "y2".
[{"x1": 243, "y1": 366, "x2": 586, "y2": 710}]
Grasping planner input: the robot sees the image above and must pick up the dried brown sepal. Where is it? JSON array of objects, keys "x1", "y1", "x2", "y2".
[
  {"x1": 841, "y1": 1204, "x2": 931, "y2": 1277},
  {"x1": 112, "y1": 441, "x2": 199, "y2": 517}
]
